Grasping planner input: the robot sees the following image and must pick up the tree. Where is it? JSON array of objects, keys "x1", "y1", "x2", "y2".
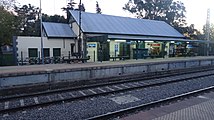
[
  {"x1": 176, "y1": 24, "x2": 203, "y2": 40},
  {"x1": 62, "y1": 0, "x2": 77, "y2": 11},
  {"x1": 62, "y1": 0, "x2": 86, "y2": 21},
  {"x1": 0, "y1": 0, "x2": 16, "y2": 10},
  {"x1": 96, "y1": 1, "x2": 102, "y2": 14},
  {"x1": 14, "y1": 4, "x2": 40, "y2": 36},
  {"x1": 0, "y1": 6, "x2": 19, "y2": 44},
  {"x1": 0, "y1": 6, "x2": 19, "y2": 65},
  {"x1": 123, "y1": 0, "x2": 186, "y2": 28},
  {"x1": 42, "y1": 14, "x2": 67, "y2": 23}
]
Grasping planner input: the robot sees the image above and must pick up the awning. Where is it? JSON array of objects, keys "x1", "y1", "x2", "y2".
[{"x1": 108, "y1": 35, "x2": 214, "y2": 43}]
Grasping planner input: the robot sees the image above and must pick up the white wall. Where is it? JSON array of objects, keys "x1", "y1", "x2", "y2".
[{"x1": 16, "y1": 36, "x2": 75, "y2": 59}]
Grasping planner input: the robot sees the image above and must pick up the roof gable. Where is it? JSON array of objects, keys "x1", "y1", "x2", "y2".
[
  {"x1": 70, "y1": 11, "x2": 184, "y2": 38},
  {"x1": 43, "y1": 22, "x2": 77, "y2": 38}
]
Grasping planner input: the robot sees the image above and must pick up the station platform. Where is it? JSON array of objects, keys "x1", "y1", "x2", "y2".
[
  {"x1": 0, "y1": 56, "x2": 213, "y2": 75},
  {"x1": 121, "y1": 91, "x2": 214, "y2": 120},
  {"x1": 1, "y1": 56, "x2": 214, "y2": 90}
]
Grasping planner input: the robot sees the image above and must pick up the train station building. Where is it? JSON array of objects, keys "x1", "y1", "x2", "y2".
[
  {"x1": 14, "y1": 10, "x2": 211, "y2": 64},
  {"x1": 68, "y1": 10, "x2": 206, "y2": 62}
]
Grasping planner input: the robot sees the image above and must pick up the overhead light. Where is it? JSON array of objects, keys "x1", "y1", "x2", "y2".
[
  {"x1": 145, "y1": 41, "x2": 154, "y2": 43},
  {"x1": 115, "y1": 40, "x2": 126, "y2": 42}
]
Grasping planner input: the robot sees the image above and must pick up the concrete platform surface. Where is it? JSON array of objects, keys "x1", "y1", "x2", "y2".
[
  {"x1": 0, "y1": 56, "x2": 213, "y2": 75},
  {"x1": 121, "y1": 91, "x2": 214, "y2": 120}
]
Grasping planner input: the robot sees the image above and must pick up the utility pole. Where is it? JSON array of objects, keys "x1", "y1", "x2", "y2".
[
  {"x1": 206, "y1": 8, "x2": 210, "y2": 56},
  {"x1": 79, "y1": 0, "x2": 84, "y2": 58},
  {"x1": 40, "y1": 0, "x2": 44, "y2": 64}
]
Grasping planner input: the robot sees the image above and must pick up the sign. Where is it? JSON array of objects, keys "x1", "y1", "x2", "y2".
[
  {"x1": 151, "y1": 43, "x2": 160, "y2": 47},
  {"x1": 88, "y1": 44, "x2": 96, "y2": 48}
]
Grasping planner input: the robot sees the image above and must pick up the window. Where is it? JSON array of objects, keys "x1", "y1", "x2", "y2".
[
  {"x1": 43, "y1": 48, "x2": 50, "y2": 57},
  {"x1": 28, "y1": 48, "x2": 38, "y2": 57},
  {"x1": 53, "y1": 48, "x2": 61, "y2": 57}
]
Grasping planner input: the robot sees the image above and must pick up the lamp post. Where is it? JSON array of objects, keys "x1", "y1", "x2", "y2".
[
  {"x1": 206, "y1": 9, "x2": 210, "y2": 56},
  {"x1": 40, "y1": 0, "x2": 44, "y2": 64}
]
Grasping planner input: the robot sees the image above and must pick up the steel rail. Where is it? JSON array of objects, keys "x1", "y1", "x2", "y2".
[
  {"x1": 87, "y1": 86, "x2": 214, "y2": 120},
  {"x1": 1, "y1": 66, "x2": 214, "y2": 102},
  {"x1": 1, "y1": 69, "x2": 214, "y2": 114}
]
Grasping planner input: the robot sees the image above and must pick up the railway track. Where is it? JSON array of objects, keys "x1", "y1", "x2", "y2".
[
  {"x1": 88, "y1": 87, "x2": 214, "y2": 120},
  {"x1": 1, "y1": 66, "x2": 214, "y2": 118}
]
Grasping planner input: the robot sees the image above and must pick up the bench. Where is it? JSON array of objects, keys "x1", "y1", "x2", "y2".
[
  {"x1": 110, "y1": 55, "x2": 130, "y2": 61},
  {"x1": 63, "y1": 57, "x2": 90, "y2": 63}
]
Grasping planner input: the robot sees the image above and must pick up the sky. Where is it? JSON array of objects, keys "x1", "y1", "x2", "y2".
[{"x1": 16, "y1": 0, "x2": 214, "y2": 31}]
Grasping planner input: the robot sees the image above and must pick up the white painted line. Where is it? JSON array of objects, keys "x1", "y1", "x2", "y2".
[
  {"x1": 3, "y1": 114, "x2": 9, "y2": 117},
  {"x1": 97, "y1": 88, "x2": 106, "y2": 92},
  {"x1": 88, "y1": 89, "x2": 97, "y2": 94},
  {"x1": 79, "y1": 91, "x2": 86, "y2": 96},
  {"x1": 114, "y1": 85, "x2": 123, "y2": 89},
  {"x1": 4, "y1": 101, "x2": 9, "y2": 109},
  {"x1": 106, "y1": 86, "x2": 115, "y2": 91},
  {"x1": 38, "y1": 107, "x2": 42, "y2": 110},
  {"x1": 20, "y1": 99, "x2": 24, "y2": 107},
  {"x1": 69, "y1": 92, "x2": 75, "y2": 97},
  {"x1": 121, "y1": 84, "x2": 130, "y2": 88},
  {"x1": 33, "y1": 97, "x2": 39, "y2": 104},
  {"x1": 58, "y1": 94, "x2": 64, "y2": 99}
]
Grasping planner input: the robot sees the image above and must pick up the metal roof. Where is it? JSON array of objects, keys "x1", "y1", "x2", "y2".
[
  {"x1": 43, "y1": 22, "x2": 77, "y2": 38},
  {"x1": 70, "y1": 10, "x2": 185, "y2": 38}
]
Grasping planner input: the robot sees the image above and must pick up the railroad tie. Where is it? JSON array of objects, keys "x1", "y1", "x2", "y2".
[
  {"x1": 97, "y1": 88, "x2": 106, "y2": 92},
  {"x1": 20, "y1": 99, "x2": 24, "y2": 107},
  {"x1": 106, "y1": 86, "x2": 115, "y2": 91},
  {"x1": 33, "y1": 97, "x2": 39, "y2": 104},
  {"x1": 88, "y1": 89, "x2": 97, "y2": 94},
  {"x1": 4, "y1": 101, "x2": 9, "y2": 109},
  {"x1": 79, "y1": 91, "x2": 86, "y2": 96}
]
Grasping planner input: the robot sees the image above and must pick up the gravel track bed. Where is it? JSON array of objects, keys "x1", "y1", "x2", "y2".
[{"x1": 1, "y1": 75, "x2": 214, "y2": 120}]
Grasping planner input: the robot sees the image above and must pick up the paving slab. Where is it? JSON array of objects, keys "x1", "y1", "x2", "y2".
[
  {"x1": 121, "y1": 91, "x2": 214, "y2": 120},
  {"x1": 0, "y1": 56, "x2": 213, "y2": 75}
]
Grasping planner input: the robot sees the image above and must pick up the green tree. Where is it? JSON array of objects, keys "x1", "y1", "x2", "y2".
[
  {"x1": 62, "y1": 0, "x2": 86, "y2": 22},
  {"x1": 0, "y1": 6, "x2": 19, "y2": 44},
  {"x1": 96, "y1": 1, "x2": 102, "y2": 14},
  {"x1": 0, "y1": 0, "x2": 16, "y2": 10},
  {"x1": 0, "y1": 6, "x2": 19, "y2": 65},
  {"x1": 123, "y1": 0, "x2": 186, "y2": 28},
  {"x1": 42, "y1": 14, "x2": 67, "y2": 23},
  {"x1": 14, "y1": 4, "x2": 40, "y2": 36}
]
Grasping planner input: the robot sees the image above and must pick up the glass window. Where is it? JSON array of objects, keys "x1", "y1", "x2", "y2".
[
  {"x1": 43, "y1": 48, "x2": 50, "y2": 57},
  {"x1": 28, "y1": 48, "x2": 38, "y2": 57},
  {"x1": 53, "y1": 48, "x2": 61, "y2": 57}
]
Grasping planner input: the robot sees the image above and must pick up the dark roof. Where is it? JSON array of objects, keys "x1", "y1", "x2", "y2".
[
  {"x1": 43, "y1": 22, "x2": 77, "y2": 38},
  {"x1": 70, "y1": 10, "x2": 185, "y2": 38}
]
